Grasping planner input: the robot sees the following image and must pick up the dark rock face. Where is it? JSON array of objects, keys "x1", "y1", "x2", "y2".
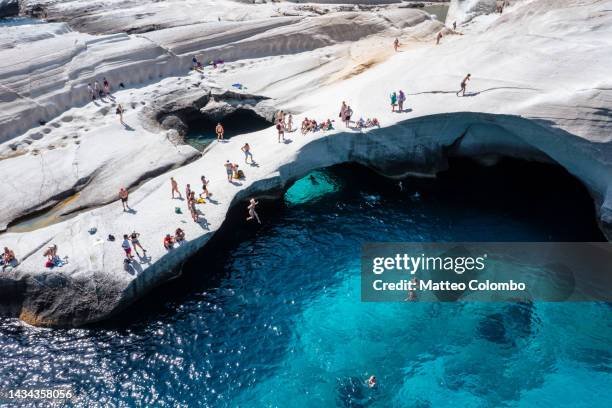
[{"x1": 0, "y1": 0, "x2": 19, "y2": 18}]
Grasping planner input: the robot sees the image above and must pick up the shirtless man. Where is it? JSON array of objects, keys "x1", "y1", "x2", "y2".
[
  {"x1": 119, "y1": 187, "x2": 129, "y2": 211},
  {"x1": 224, "y1": 160, "x2": 233, "y2": 182},
  {"x1": 393, "y1": 38, "x2": 400, "y2": 52},
  {"x1": 215, "y1": 123, "x2": 224, "y2": 141},
  {"x1": 185, "y1": 184, "x2": 192, "y2": 201},
  {"x1": 241, "y1": 143, "x2": 254, "y2": 164},
  {"x1": 436, "y1": 31, "x2": 443, "y2": 45},
  {"x1": 171, "y1": 177, "x2": 181, "y2": 199},
  {"x1": 457, "y1": 73, "x2": 471, "y2": 96}
]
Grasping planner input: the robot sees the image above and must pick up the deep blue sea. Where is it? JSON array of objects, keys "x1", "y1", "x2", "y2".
[{"x1": 1, "y1": 160, "x2": 610, "y2": 407}]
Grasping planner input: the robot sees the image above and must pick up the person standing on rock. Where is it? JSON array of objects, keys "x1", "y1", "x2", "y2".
[
  {"x1": 398, "y1": 90, "x2": 406, "y2": 112},
  {"x1": 189, "y1": 191, "x2": 198, "y2": 222},
  {"x1": 287, "y1": 114, "x2": 293, "y2": 132},
  {"x1": 200, "y1": 175, "x2": 210, "y2": 198},
  {"x1": 119, "y1": 187, "x2": 129, "y2": 211},
  {"x1": 246, "y1": 198, "x2": 261, "y2": 224},
  {"x1": 116, "y1": 104, "x2": 125, "y2": 124},
  {"x1": 436, "y1": 31, "x2": 443, "y2": 45},
  {"x1": 129, "y1": 231, "x2": 146, "y2": 257},
  {"x1": 344, "y1": 105, "x2": 353, "y2": 127},
  {"x1": 276, "y1": 119, "x2": 285, "y2": 143},
  {"x1": 216, "y1": 122, "x2": 224, "y2": 141},
  {"x1": 339, "y1": 101, "x2": 347, "y2": 121},
  {"x1": 122, "y1": 234, "x2": 135, "y2": 261},
  {"x1": 87, "y1": 83, "x2": 95, "y2": 101},
  {"x1": 390, "y1": 92, "x2": 398, "y2": 112},
  {"x1": 94, "y1": 81, "x2": 102, "y2": 99},
  {"x1": 394, "y1": 38, "x2": 400, "y2": 52},
  {"x1": 171, "y1": 177, "x2": 181, "y2": 199},
  {"x1": 224, "y1": 160, "x2": 233, "y2": 182},
  {"x1": 185, "y1": 184, "x2": 192, "y2": 201},
  {"x1": 103, "y1": 77, "x2": 111, "y2": 96},
  {"x1": 241, "y1": 143, "x2": 254, "y2": 164},
  {"x1": 453, "y1": 21, "x2": 457, "y2": 31},
  {"x1": 457, "y1": 73, "x2": 471, "y2": 97}
]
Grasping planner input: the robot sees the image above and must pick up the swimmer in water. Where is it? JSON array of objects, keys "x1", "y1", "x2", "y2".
[{"x1": 368, "y1": 375, "x2": 376, "y2": 388}]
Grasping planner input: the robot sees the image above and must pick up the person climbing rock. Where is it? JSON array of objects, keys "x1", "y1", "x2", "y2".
[
  {"x1": 246, "y1": 198, "x2": 261, "y2": 224},
  {"x1": 171, "y1": 177, "x2": 181, "y2": 199},
  {"x1": 216, "y1": 122, "x2": 224, "y2": 141},
  {"x1": 119, "y1": 187, "x2": 129, "y2": 211},
  {"x1": 457, "y1": 73, "x2": 471, "y2": 97}
]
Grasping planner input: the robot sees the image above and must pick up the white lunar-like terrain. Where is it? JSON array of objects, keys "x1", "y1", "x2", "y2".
[{"x1": 0, "y1": 0, "x2": 611, "y2": 326}]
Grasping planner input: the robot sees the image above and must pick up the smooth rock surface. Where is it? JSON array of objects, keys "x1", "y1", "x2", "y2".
[{"x1": 0, "y1": 0, "x2": 611, "y2": 326}]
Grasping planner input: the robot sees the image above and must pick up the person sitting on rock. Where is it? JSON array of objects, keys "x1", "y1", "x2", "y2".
[
  {"x1": 301, "y1": 117, "x2": 310, "y2": 134},
  {"x1": 163, "y1": 234, "x2": 175, "y2": 250},
  {"x1": 2, "y1": 247, "x2": 16, "y2": 269},
  {"x1": 371, "y1": 118, "x2": 380, "y2": 127},
  {"x1": 43, "y1": 244, "x2": 57, "y2": 261},
  {"x1": 357, "y1": 117, "x2": 366, "y2": 129},
  {"x1": 175, "y1": 228, "x2": 185, "y2": 243}
]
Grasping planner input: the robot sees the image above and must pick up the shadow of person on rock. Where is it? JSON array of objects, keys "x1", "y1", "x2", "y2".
[
  {"x1": 249, "y1": 162, "x2": 260, "y2": 168},
  {"x1": 126, "y1": 208, "x2": 137, "y2": 215},
  {"x1": 397, "y1": 108, "x2": 413, "y2": 113},
  {"x1": 122, "y1": 123, "x2": 135, "y2": 131},
  {"x1": 283, "y1": 139, "x2": 293, "y2": 144},
  {"x1": 206, "y1": 197, "x2": 219, "y2": 205},
  {"x1": 229, "y1": 180, "x2": 243, "y2": 187}
]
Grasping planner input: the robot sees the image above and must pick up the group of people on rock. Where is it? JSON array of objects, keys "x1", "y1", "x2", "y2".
[
  {"x1": 122, "y1": 231, "x2": 147, "y2": 260},
  {"x1": 163, "y1": 228, "x2": 185, "y2": 250},
  {"x1": 301, "y1": 118, "x2": 334, "y2": 134},
  {"x1": 390, "y1": 90, "x2": 407, "y2": 112},
  {"x1": 87, "y1": 78, "x2": 113, "y2": 101},
  {"x1": 224, "y1": 160, "x2": 245, "y2": 182}
]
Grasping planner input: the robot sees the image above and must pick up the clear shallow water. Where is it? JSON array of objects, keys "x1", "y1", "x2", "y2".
[{"x1": 0, "y1": 160, "x2": 610, "y2": 407}]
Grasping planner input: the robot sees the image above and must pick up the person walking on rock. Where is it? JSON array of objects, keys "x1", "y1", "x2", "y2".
[
  {"x1": 130, "y1": 231, "x2": 146, "y2": 257},
  {"x1": 224, "y1": 160, "x2": 233, "y2": 182},
  {"x1": 436, "y1": 31, "x2": 443, "y2": 45},
  {"x1": 241, "y1": 143, "x2": 254, "y2": 164},
  {"x1": 122, "y1": 234, "x2": 134, "y2": 260},
  {"x1": 390, "y1": 91, "x2": 398, "y2": 112},
  {"x1": 246, "y1": 198, "x2": 261, "y2": 224},
  {"x1": 457, "y1": 73, "x2": 471, "y2": 97},
  {"x1": 216, "y1": 122, "x2": 224, "y2": 141},
  {"x1": 394, "y1": 38, "x2": 400, "y2": 52},
  {"x1": 119, "y1": 187, "x2": 129, "y2": 211},
  {"x1": 171, "y1": 177, "x2": 181, "y2": 199},
  {"x1": 116, "y1": 104, "x2": 125, "y2": 124},
  {"x1": 185, "y1": 184, "x2": 192, "y2": 201}
]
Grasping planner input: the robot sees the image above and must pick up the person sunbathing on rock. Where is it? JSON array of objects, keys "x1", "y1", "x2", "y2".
[
  {"x1": 164, "y1": 234, "x2": 175, "y2": 250},
  {"x1": 371, "y1": 118, "x2": 380, "y2": 127},
  {"x1": 175, "y1": 228, "x2": 185, "y2": 243}
]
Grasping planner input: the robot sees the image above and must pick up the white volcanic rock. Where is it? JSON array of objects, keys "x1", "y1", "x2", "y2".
[
  {"x1": 0, "y1": 3, "x2": 437, "y2": 230},
  {"x1": 0, "y1": 0, "x2": 611, "y2": 326}
]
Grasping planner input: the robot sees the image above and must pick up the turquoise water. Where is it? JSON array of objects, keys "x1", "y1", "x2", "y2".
[{"x1": 0, "y1": 160, "x2": 610, "y2": 407}]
